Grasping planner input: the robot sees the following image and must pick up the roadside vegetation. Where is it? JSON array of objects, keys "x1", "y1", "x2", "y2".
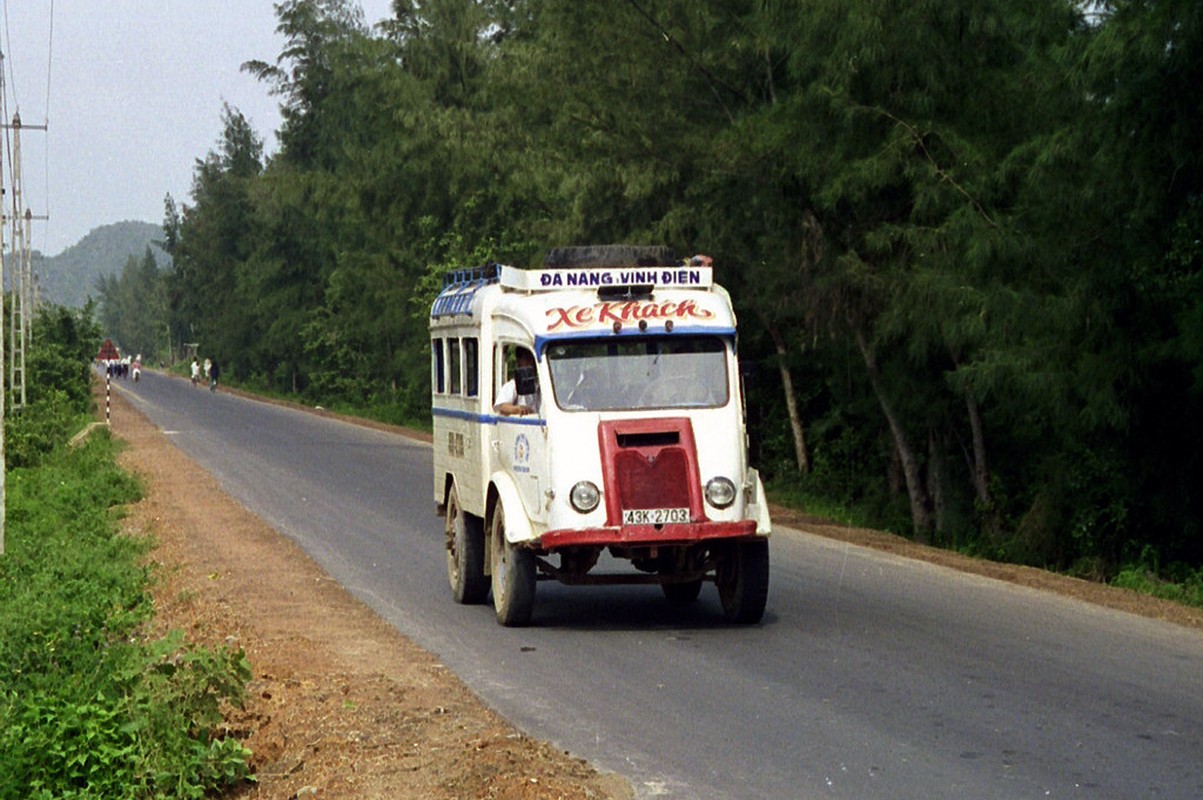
[
  {"x1": 92, "y1": 2, "x2": 1202, "y2": 600},
  {"x1": 0, "y1": 306, "x2": 252, "y2": 799}
]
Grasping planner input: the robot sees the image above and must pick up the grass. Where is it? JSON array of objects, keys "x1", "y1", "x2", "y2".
[
  {"x1": 765, "y1": 478, "x2": 899, "y2": 535},
  {"x1": 0, "y1": 426, "x2": 253, "y2": 799},
  {"x1": 1111, "y1": 565, "x2": 1203, "y2": 608},
  {"x1": 766, "y1": 473, "x2": 1203, "y2": 612}
]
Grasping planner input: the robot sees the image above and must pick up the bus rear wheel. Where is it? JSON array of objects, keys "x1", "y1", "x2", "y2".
[
  {"x1": 490, "y1": 503, "x2": 536, "y2": 626},
  {"x1": 446, "y1": 484, "x2": 488, "y2": 604}
]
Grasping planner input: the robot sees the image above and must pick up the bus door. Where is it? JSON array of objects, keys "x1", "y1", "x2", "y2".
[{"x1": 492, "y1": 342, "x2": 549, "y2": 528}]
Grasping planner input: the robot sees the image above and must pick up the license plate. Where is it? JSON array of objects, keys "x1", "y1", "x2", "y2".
[{"x1": 622, "y1": 507, "x2": 690, "y2": 525}]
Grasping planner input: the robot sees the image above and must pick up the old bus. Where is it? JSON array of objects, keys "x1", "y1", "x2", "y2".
[{"x1": 430, "y1": 246, "x2": 770, "y2": 626}]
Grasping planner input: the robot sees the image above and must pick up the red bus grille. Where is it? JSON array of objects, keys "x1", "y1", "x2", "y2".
[
  {"x1": 598, "y1": 417, "x2": 704, "y2": 526},
  {"x1": 613, "y1": 448, "x2": 692, "y2": 509}
]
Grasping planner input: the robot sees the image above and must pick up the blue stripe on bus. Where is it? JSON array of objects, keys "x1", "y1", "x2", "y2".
[{"x1": 432, "y1": 406, "x2": 544, "y2": 426}]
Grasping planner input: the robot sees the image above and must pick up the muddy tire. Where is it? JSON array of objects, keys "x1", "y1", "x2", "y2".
[
  {"x1": 446, "y1": 485, "x2": 488, "y2": 604},
  {"x1": 716, "y1": 540, "x2": 769, "y2": 624},
  {"x1": 490, "y1": 503, "x2": 536, "y2": 627}
]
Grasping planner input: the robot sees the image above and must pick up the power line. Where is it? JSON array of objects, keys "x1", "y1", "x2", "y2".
[
  {"x1": 44, "y1": 0, "x2": 53, "y2": 123},
  {"x1": 41, "y1": 0, "x2": 54, "y2": 242},
  {"x1": 1, "y1": 0, "x2": 20, "y2": 112},
  {"x1": 0, "y1": 3, "x2": 54, "y2": 252}
]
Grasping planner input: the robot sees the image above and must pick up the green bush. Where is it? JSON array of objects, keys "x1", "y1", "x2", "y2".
[
  {"x1": 1111, "y1": 554, "x2": 1203, "y2": 610},
  {"x1": 4, "y1": 389, "x2": 89, "y2": 469},
  {"x1": 0, "y1": 437, "x2": 253, "y2": 799},
  {"x1": 26, "y1": 341, "x2": 97, "y2": 412},
  {"x1": 1, "y1": 303, "x2": 253, "y2": 798}
]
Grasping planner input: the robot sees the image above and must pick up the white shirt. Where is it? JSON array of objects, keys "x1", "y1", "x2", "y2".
[{"x1": 495, "y1": 379, "x2": 540, "y2": 414}]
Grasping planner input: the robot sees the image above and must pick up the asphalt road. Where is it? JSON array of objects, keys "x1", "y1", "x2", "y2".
[{"x1": 112, "y1": 370, "x2": 1203, "y2": 800}]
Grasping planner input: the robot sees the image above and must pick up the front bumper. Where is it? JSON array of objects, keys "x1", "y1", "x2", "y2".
[{"x1": 539, "y1": 519, "x2": 758, "y2": 549}]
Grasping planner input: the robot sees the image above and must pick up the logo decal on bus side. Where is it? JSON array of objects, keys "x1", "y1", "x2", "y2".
[{"x1": 513, "y1": 433, "x2": 531, "y2": 473}]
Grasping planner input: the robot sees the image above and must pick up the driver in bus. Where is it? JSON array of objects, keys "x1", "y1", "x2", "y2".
[{"x1": 495, "y1": 347, "x2": 541, "y2": 416}]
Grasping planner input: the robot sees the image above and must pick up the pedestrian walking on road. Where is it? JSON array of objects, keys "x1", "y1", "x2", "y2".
[{"x1": 209, "y1": 359, "x2": 221, "y2": 393}]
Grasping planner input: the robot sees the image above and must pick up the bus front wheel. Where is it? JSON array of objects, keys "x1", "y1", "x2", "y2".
[
  {"x1": 490, "y1": 503, "x2": 536, "y2": 626},
  {"x1": 716, "y1": 540, "x2": 769, "y2": 624}
]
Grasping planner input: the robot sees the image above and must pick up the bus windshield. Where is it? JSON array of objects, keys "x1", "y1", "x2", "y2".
[{"x1": 546, "y1": 335, "x2": 729, "y2": 411}]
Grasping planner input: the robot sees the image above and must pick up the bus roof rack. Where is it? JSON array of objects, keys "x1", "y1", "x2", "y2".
[
  {"x1": 544, "y1": 245, "x2": 677, "y2": 269},
  {"x1": 431, "y1": 263, "x2": 501, "y2": 318}
]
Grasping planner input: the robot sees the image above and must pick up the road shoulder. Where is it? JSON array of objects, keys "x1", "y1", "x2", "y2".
[{"x1": 108, "y1": 389, "x2": 633, "y2": 799}]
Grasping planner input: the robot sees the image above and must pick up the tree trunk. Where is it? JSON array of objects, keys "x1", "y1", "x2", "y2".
[
  {"x1": 888, "y1": 443, "x2": 904, "y2": 498},
  {"x1": 928, "y1": 427, "x2": 947, "y2": 542},
  {"x1": 853, "y1": 326, "x2": 933, "y2": 540},
  {"x1": 766, "y1": 321, "x2": 810, "y2": 473},
  {"x1": 963, "y1": 386, "x2": 1002, "y2": 542}
]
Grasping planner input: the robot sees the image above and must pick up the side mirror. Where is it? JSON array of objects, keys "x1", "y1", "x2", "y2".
[{"x1": 515, "y1": 365, "x2": 538, "y2": 396}]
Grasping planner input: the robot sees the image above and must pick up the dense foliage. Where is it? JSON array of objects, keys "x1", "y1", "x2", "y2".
[
  {"x1": 1, "y1": 306, "x2": 252, "y2": 798},
  {"x1": 3, "y1": 305, "x2": 104, "y2": 468},
  {"x1": 98, "y1": 0, "x2": 1202, "y2": 580},
  {"x1": 94, "y1": 247, "x2": 171, "y2": 365}
]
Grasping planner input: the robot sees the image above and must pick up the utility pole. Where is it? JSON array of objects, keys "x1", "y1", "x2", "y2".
[
  {"x1": 0, "y1": 37, "x2": 53, "y2": 557},
  {"x1": 0, "y1": 38, "x2": 52, "y2": 557},
  {"x1": 1, "y1": 47, "x2": 8, "y2": 557},
  {"x1": 5, "y1": 113, "x2": 26, "y2": 411},
  {"x1": 5, "y1": 112, "x2": 48, "y2": 413}
]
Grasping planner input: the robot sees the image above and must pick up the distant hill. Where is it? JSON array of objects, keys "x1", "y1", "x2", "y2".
[{"x1": 24, "y1": 221, "x2": 169, "y2": 308}]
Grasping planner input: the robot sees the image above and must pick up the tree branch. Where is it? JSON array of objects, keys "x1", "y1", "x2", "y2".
[
  {"x1": 859, "y1": 105, "x2": 1000, "y2": 229},
  {"x1": 625, "y1": 0, "x2": 747, "y2": 124}
]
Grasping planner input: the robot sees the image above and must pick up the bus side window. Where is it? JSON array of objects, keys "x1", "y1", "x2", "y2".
[
  {"x1": 449, "y1": 337, "x2": 462, "y2": 395},
  {"x1": 464, "y1": 338, "x2": 479, "y2": 397},
  {"x1": 433, "y1": 338, "x2": 445, "y2": 394}
]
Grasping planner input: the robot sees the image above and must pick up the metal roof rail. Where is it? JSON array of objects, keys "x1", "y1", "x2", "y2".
[{"x1": 430, "y1": 263, "x2": 501, "y2": 318}]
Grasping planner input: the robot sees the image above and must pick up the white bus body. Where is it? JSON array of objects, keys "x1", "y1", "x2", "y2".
[{"x1": 430, "y1": 248, "x2": 770, "y2": 626}]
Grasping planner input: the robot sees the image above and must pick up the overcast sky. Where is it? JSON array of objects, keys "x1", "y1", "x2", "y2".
[{"x1": 2, "y1": 1, "x2": 395, "y2": 257}]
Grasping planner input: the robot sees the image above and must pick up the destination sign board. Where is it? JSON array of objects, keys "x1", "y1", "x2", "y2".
[{"x1": 500, "y1": 265, "x2": 713, "y2": 292}]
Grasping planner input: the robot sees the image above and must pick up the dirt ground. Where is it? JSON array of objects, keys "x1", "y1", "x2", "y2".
[{"x1": 103, "y1": 385, "x2": 1201, "y2": 800}]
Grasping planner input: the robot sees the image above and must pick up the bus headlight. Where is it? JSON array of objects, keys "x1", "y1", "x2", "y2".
[
  {"x1": 705, "y1": 477, "x2": 737, "y2": 509},
  {"x1": 570, "y1": 480, "x2": 601, "y2": 513}
]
